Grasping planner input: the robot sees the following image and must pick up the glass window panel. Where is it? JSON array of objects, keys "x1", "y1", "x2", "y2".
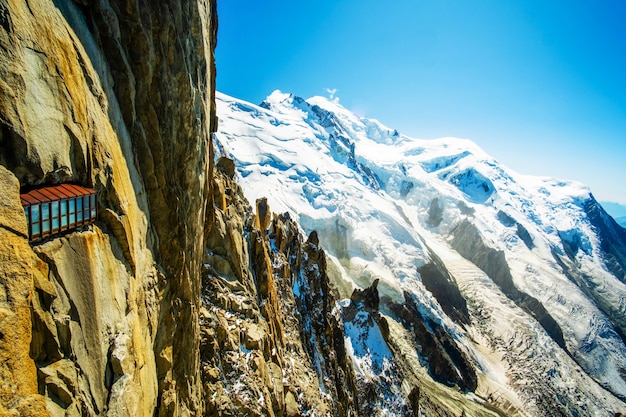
[
  {"x1": 77, "y1": 209, "x2": 83, "y2": 222},
  {"x1": 77, "y1": 197, "x2": 82, "y2": 211},
  {"x1": 51, "y1": 201, "x2": 59, "y2": 218},
  {"x1": 61, "y1": 200, "x2": 67, "y2": 215},
  {"x1": 84, "y1": 209, "x2": 90, "y2": 221},
  {"x1": 24, "y1": 207, "x2": 29, "y2": 225},
  {"x1": 41, "y1": 203, "x2": 50, "y2": 221},
  {"x1": 52, "y1": 217, "x2": 59, "y2": 230},
  {"x1": 61, "y1": 214, "x2": 68, "y2": 228},
  {"x1": 91, "y1": 208, "x2": 96, "y2": 218},
  {"x1": 42, "y1": 218, "x2": 50, "y2": 233},
  {"x1": 31, "y1": 204, "x2": 40, "y2": 223},
  {"x1": 32, "y1": 220, "x2": 40, "y2": 236},
  {"x1": 69, "y1": 212, "x2": 76, "y2": 225},
  {"x1": 69, "y1": 198, "x2": 75, "y2": 215}
]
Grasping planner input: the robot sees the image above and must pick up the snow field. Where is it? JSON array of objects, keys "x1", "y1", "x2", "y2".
[{"x1": 216, "y1": 90, "x2": 626, "y2": 414}]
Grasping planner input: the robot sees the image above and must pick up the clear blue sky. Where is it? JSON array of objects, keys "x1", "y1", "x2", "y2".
[{"x1": 216, "y1": 0, "x2": 626, "y2": 204}]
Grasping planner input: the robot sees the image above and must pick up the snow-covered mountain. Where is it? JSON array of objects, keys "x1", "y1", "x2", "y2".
[{"x1": 215, "y1": 90, "x2": 626, "y2": 416}]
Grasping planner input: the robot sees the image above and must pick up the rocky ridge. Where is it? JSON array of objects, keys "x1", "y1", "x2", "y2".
[{"x1": 200, "y1": 158, "x2": 360, "y2": 416}]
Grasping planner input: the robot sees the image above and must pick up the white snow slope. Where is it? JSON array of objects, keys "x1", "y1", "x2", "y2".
[{"x1": 215, "y1": 90, "x2": 626, "y2": 416}]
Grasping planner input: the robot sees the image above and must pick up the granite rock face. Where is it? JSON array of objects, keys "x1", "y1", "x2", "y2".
[
  {"x1": 0, "y1": 166, "x2": 49, "y2": 416},
  {"x1": 0, "y1": 0, "x2": 217, "y2": 415}
]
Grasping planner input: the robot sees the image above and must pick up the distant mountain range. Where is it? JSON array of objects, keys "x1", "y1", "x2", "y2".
[{"x1": 216, "y1": 90, "x2": 626, "y2": 416}]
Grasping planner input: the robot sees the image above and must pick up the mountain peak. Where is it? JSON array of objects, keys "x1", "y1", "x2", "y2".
[
  {"x1": 262, "y1": 89, "x2": 292, "y2": 106},
  {"x1": 260, "y1": 89, "x2": 310, "y2": 114},
  {"x1": 215, "y1": 90, "x2": 626, "y2": 416}
]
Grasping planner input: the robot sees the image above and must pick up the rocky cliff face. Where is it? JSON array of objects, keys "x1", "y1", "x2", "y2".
[
  {"x1": 0, "y1": 0, "x2": 216, "y2": 415},
  {"x1": 200, "y1": 159, "x2": 359, "y2": 416}
]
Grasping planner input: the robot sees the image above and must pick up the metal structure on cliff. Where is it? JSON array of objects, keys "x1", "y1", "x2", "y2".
[{"x1": 21, "y1": 184, "x2": 97, "y2": 242}]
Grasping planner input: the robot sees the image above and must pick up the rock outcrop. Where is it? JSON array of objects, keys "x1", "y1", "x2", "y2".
[
  {"x1": 451, "y1": 220, "x2": 567, "y2": 351},
  {"x1": 201, "y1": 159, "x2": 359, "y2": 416},
  {"x1": 0, "y1": 0, "x2": 217, "y2": 415},
  {"x1": 0, "y1": 166, "x2": 49, "y2": 416},
  {"x1": 389, "y1": 292, "x2": 478, "y2": 392}
]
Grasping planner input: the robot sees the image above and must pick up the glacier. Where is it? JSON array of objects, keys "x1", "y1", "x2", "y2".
[{"x1": 215, "y1": 89, "x2": 626, "y2": 416}]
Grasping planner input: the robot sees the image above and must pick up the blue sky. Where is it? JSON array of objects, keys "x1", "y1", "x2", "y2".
[{"x1": 216, "y1": 0, "x2": 626, "y2": 204}]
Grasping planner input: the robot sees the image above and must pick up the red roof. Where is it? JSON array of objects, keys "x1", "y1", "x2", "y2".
[{"x1": 21, "y1": 184, "x2": 96, "y2": 207}]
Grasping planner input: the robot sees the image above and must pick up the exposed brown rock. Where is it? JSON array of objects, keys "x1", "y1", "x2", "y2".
[
  {"x1": 350, "y1": 278, "x2": 380, "y2": 312},
  {"x1": 255, "y1": 197, "x2": 272, "y2": 232},
  {"x1": 0, "y1": 0, "x2": 217, "y2": 415},
  {"x1": 201, "y1": 169, "x2": 359, "y2": 416},
  {"x1": 0, "y1": 167, "x2": 48, "y2": 416},
  {"x1": 294, "y1": 228, "x2": 359, "y2": 416},
  {"x1": 284, "y1": 391, "x2": 300, "y2": 417},
  {"x1": 216, "y1": 156, "x2": 236, "y2": 179},
  {"x1": 307, "y1": 229, "x2": 319, "y2": 246},
  {"x1": 202, "y1": 168, "x2": 288, "y2": 417}
]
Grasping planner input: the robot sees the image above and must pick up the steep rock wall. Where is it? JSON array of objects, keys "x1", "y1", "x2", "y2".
[
  {"x1": 0, "y1": 0, "x2": 217, "y2": 415},
  {"x1": 0, "y1": 166, "x2": 48, "y2": 416}
]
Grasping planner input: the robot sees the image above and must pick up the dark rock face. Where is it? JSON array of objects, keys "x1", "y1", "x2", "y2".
[
  {"x1": 427, "y1": 198, "x2": 444, "y2": 227},
  {"x1": 558, "y1": 229, "x2": 585, "y2": 259},
  {"x1": 294, "y1": 228, "x2": 360, "y2": 416},
  {"x1": 400, "y1": 180, "x2": 414, "y2": 197},
  {"x1": 344, "y1": 279, "x2": 390, "y2": 344},
  {"x1": 497, "y1": 210, "x2": 516, "y2": 227},
  {"x1": 350, "y1": 278, "x2": 380, "y2": 312},
  {"x1": 341, "y1": 280, "x2": 415, "y2": 415},
  {"x1": 516, "y1": 223, "x2": 534, "y2": 250},
  {"x1": 496, "y1": 210, "x2": 534, "y2": 249},
  {"x1": 451, "y1": 220, "x2": 567, "y2": 351},
  {"x1": 389, "y1": 292, "x2": 478, "y2": 392},
  {"x1": 584, "y1": 197, "x2": 626, "y2": 283},
  {"x1": 418, "y1": 250, "x2": 470, "y2": 326}
]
